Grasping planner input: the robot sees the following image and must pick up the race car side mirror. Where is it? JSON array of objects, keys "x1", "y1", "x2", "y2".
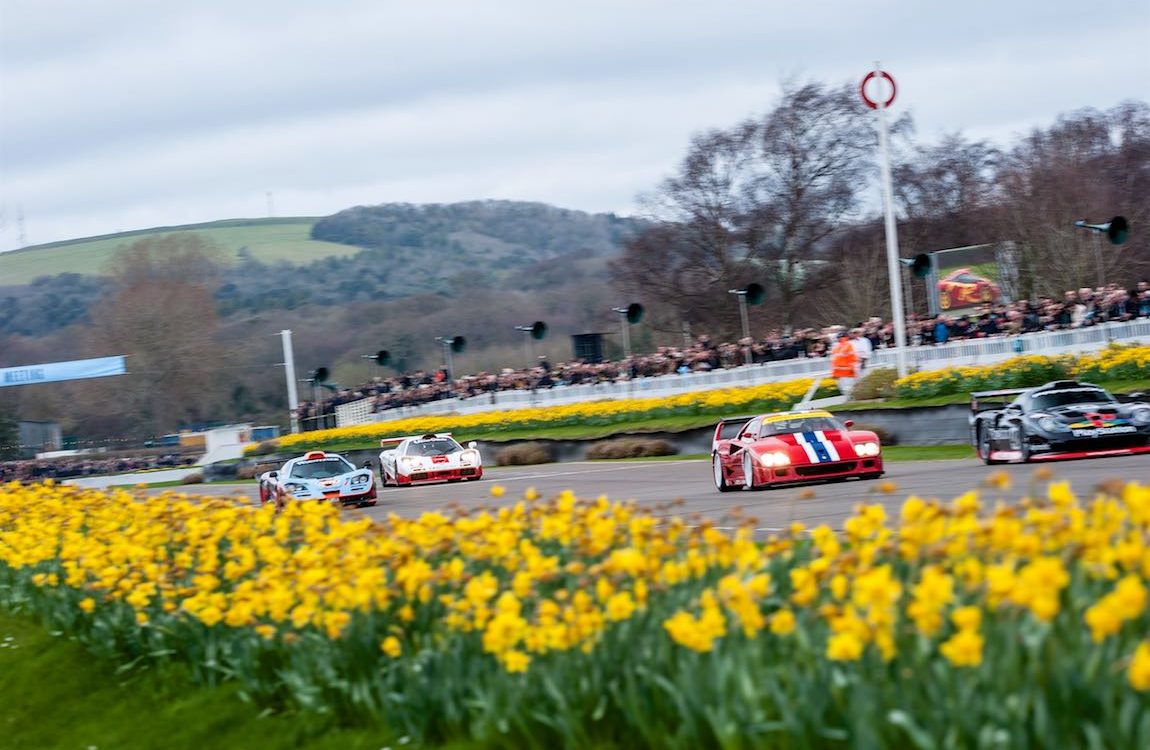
[
  {"x1": 361, "y1": 461, "x2": 373, "y2": 469},
  {"x1": 267, "y1": 471, "x2": 278, "y2": 479},
  {"x1": 843, "y1": 419, "x2": 854, "y2": 429},
  {"x1": 468, "y1": 441, "x2": 477, "y2": 449}
]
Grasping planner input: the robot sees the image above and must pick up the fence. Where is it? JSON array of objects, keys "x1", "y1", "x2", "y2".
[{"x1": 333, "y1": 319, "x2": 1150, "y2": 427}]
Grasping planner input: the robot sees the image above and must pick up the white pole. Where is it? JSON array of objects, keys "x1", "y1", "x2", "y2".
[
  {"x1": 620, "y1": 315, "x2": 632, "y2": 360},
  {"x1": 873, "y1": 64, "x2": 908, "y2": 378},
  {"x1": 280, "y1": 329, "x2": 300, "y2": 434}
]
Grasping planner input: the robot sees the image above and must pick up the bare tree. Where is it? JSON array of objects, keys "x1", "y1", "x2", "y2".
[
  {"x1": 612, "y1": 80, "x2": 884, "y2": 337},
  {"x1": 994, "y1": 103, "x2": 1150, "y2": 297},
  {"x1": 84, "y1": 234, "x2": 230, "y2": 435},
  {"x1": 893, "y1": 133, "x2": 1002, "y2": 254}
]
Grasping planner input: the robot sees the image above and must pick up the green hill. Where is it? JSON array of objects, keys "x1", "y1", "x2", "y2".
[{"x1": 0, "y1": 218, "x2": 359, "y2": 284}]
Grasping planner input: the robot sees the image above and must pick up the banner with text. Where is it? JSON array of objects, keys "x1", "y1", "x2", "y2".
[{"x1": 0, "y1": 356, "x2": 127, "y2": 388}]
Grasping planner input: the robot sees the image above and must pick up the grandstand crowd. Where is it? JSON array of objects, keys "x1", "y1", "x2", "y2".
[
  {"x1": 291, "y1": 281, "x2": 1150, "y2": 429},
  {"x1": 0, "y1": 453, "x2": 196, "y2": 483}
]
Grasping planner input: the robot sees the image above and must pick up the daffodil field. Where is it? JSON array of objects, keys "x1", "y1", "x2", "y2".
[
  {"x1": 893, "y1": 343, "x2": 1150, "y2": 400},
  {"x1": 3, "y1": 478, "x2": 1150, "y2": 748},
  {"x1": 251, "y1": 378, "x2": 833, "y2": 455}
]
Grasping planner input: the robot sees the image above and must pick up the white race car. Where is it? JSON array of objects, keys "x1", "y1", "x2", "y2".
[
  {"x1": 378, "y1": 433, "x2": 483, "y2": 486},
  {"x1": 257, "y1": 450, "x2": 378, "y2": 507}
]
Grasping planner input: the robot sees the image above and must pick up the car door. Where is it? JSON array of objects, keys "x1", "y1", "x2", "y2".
[{"x1": 729, "y1": 418, "x2": 761, "y2": 482}]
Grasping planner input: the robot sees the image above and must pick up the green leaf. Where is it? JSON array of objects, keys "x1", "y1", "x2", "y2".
[{"x1": 887, "y1": 710, "x2": 937, "y2": 750}]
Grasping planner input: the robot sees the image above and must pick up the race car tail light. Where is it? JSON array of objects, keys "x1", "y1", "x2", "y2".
[
  {"x1": 853, "y1": 442, "x2": 880, "y2": 457},
  {"x1": 759, "y1": 451, "x2": 790, "y2": 468}
]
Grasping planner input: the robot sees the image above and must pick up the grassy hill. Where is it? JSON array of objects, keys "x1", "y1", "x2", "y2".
[{"x1": 0, "y1": 218, "x2": 359, "y2": 284}]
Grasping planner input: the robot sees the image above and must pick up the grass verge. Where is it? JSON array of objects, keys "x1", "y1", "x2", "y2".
[{"x1": 0, "y1": 608, "x2": 479, "y2": 750}]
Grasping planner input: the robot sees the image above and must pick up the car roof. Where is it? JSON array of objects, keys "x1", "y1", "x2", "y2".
[{"x1": 284, "y1": 451, "x2": 352, "y2": 467}]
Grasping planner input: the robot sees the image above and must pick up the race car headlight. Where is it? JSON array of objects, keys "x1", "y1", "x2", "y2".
[
  {"x1": 1036, "y1": 415, "x2": 1067, "y2": 432},
  {"x1": 759, "y1": 451, "x2": 790, "y2": 468},
  {"x1": 853, "y1": 442, "x2": 880, "y2": 457},
  {"x1": 1131, "y1": 407, "x2": 1150, "y2": 425},
  {"x1": 460, "y1": 449, "x2": 480, "y2": 465},
  {"x1": 348, "y1": 473, "x2": 370, "y2": 486},
  {"x1": 284, "y1": 482, "x2": 308, "y2": 494}
]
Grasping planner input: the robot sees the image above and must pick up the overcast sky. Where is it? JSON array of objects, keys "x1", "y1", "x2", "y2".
[{"x1": 1, "y1": 0, "x2": 1147, "y2": 252}]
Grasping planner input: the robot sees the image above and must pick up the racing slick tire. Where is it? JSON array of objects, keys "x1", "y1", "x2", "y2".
[
  {"x1": 1015, "y1": 429, "x2": 1032, "y2": 463},
  {"x1": 713, "y1": 453, "x2": 737, "y2": 493},
  {"x1": 742, "y1": 452, "x2": 761, "y2": 491},
  {"x1": 939, "y1": 290, "x2": 952, "y2": 310},
  {"x1": 975, "y1": 424, "x2": 1003, "y2": 465}
]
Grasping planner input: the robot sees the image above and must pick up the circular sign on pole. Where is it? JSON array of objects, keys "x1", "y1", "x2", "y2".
[{"x1": 860, "y1": 70, "x2": 896, "y2": 110}]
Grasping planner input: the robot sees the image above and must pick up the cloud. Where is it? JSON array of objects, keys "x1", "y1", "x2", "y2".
[{"x1": 1, "y1": 0, "x2": 1147, "y2": 249}]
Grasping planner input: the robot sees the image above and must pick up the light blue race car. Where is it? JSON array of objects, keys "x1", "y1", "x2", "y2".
[{"x1": 257, "y1": 450, "x2": 377, "y2": 508}]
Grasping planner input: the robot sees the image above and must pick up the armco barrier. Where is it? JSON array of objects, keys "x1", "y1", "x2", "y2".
[{"x1": 334, "y1": 319, "x2": 1150, "y2": 428}]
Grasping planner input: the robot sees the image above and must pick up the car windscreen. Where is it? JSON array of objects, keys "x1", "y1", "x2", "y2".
[
  {"x1": 1030, "y1": 389, "x2": 1115, "y2": 411},
  {"x1": 289, "y1": 457, "x2": 353, "y2": 479},
  {"x1": 407, "y1": 439, "x2": 461, "y2": 457},
  {"x1": 761, "y1": 417, "x2": 843, "y2": 436}
]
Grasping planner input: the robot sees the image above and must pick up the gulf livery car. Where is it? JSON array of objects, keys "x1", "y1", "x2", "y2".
[
  {"x1": 711, "y1": 410, "x2": 884, "y2": 492},
  {"x1": 257, "y1": 450, "x2": 377, "y2": 507},
  {"x1": 378, "y1": 433, "x2": 483, "y2": 486},
  {"x1": 971, "y1": 380, "x2": 1150, "y2": 464},
  {"x1": 937, "y1": 268, "x2": 1001, "y2": 310}
]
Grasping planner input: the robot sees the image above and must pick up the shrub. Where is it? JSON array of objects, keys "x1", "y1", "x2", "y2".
[
  {"x1": 494, "y1": 442, "x2": 555, "y2": 466},
  {"x1": 585, "y1": 438, "x2": 678, "y2": 460},
  {"x1": 848, "y1": 422, "x2": 897, "y2": 446},
  {"x1": 180, "y1": 473, "x2": 204, "y2": 485},
  {"x1": 235, "y1": 465, "x2": 263, "y2": 480},
  {"x1": 851, "y1": 367, "x2": 900, "y2": 401}
]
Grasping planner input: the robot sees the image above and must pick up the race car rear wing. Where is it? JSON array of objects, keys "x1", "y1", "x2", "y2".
[
  {"x1": 970, "y1": 388, "x2": 1026, "y2": 415},
  {"x1": 379, "y1": 433, "x2": 454, "y2": 448},
  {"x1": 715, "y1": 415, "x2": 755, "y2": 440}
]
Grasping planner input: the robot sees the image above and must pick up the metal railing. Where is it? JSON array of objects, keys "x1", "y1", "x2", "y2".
[{"x1": 333, "y1": 319, "x2": 1150, "y2": 427}]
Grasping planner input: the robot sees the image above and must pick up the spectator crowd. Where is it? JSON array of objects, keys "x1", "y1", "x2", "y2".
[
  {"x1": 0, "y1": 453, "x2": 195, "y2": 483},
  {"x1": 293, "y1": 281, "x2": 1150, "y2": 429}
]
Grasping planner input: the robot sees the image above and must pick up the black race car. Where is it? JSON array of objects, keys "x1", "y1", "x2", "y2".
[{"x1": 970, "y1": 380, "x2": 1150, "y2": 464}]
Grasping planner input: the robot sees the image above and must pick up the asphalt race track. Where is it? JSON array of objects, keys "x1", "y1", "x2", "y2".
[{"x1": 172, "y1": 453, "x2": 1150, "y2": 531}]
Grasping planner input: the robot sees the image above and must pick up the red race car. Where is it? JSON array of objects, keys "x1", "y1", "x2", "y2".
[
  {"x1": 711, "y1": 410, "x2": 884, "y2": 492},
  {"x1": 937, "y1": 268, "x2": 1001, "y2": 310}
]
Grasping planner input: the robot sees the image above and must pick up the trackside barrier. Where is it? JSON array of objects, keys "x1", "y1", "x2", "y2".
[{"x1": 334, "y1": 320, "x2": 1150, "y2": 428}]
